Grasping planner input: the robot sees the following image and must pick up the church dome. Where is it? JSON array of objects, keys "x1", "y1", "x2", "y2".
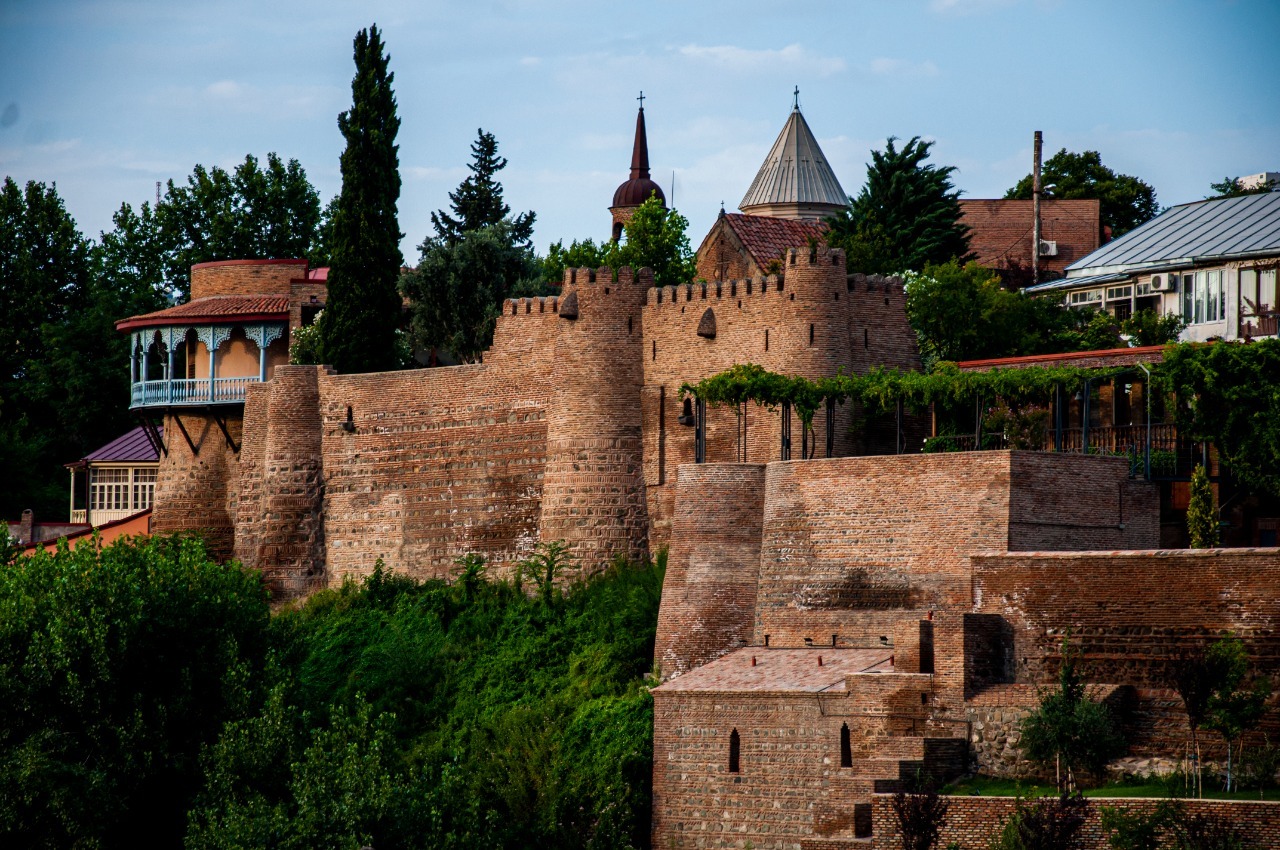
[{"x1": 611, "y1": 103, "x2": 665, "y2": 210}]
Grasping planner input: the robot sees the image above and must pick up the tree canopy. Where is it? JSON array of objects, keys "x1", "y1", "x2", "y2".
[
  {"x1": 1208, "y1": 175, "x2": 1277, "y2": 198},
  {"x1": 825, "y1": 136, "x2": 971, "y2": 274},
  {"x1": 1005, "y1": 148, "x2": 1158, "y2": 238},
  {"x1": 404, "y1": 129, "x2": 542, "y2": 363},
  {"x1": 542, "y1": 195, "x2": 695, "y2": 289},
  {"x1": 316, "y1": 24, "x2": 406, "y2": 374},
  {"x1": 430, "y1": 129, "x2": 534, "y2": 247}
]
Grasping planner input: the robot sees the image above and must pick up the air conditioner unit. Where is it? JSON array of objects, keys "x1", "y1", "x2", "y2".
[
  {"x1": 1038, "y1": 239, "x2": 1058, "y2": 257},
  {"x1": 1150, "y1": 274, "x2": 1176, "y2": 292}
]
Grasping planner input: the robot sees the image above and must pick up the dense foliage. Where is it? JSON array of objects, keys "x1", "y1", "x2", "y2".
[
  {"x1": 1187, "y1": 464, "x2": 1219, "y2": 548},
  {"x1": 0, "y1": 535, "x2": 272, "y2": 848},
  {"x1": 429, "y1": 129, "x2": 534, "y2": 248},
  {"x1": 1208, "y1": 175, "x2": 1277, "y2": 198},
  {"x1": 541, "y1": 195, "x2": 696, "y2": 290},
  {"x1": 1006, "y1": 148, "x2": 1158, "y2": 238},
  {"x1": 825, "y1": 136, "x2": 971, "y2": 274},
  {"x1": 990, "y1": 793, "x2": 1088, "y2": 850},
  {"x1": 1159, "y1": 339, "x2": 1280, "y2": 497},
  {"x1": 317, "y1": 24, "x2": 406, "y2": 374},
  {"x1": 0, "y1": 536, "x2": 662, "y2": 849},
  {"x1": 403, "y1": 130, "x2": 544, "y2": 363}
]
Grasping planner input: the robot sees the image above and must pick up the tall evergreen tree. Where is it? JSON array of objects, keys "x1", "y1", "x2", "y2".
[
  {"x1": 825, "y1": 136, "x2": 971, "y2": 273},
  {"x1": 430, "y1": 129, "x2": 534, "y2": 246},
  {"x1": 317, "y1": 24, "x2": 404, "y2": 374}
]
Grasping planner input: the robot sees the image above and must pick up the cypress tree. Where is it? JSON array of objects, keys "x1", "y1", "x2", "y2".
[
  {"x1": 318, "y1": 24, "x2": 403, "y2": 374},
  {"x1": 1187, "y1": 463, "x2": 1219, "y2": 548}
]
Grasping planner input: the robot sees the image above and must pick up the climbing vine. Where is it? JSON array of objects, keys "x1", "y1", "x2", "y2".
[{"x1": 680, "y1": 339, "x2": 1280, "y2": 496}]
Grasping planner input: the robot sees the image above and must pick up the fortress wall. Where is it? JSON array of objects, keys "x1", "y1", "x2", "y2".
[
  {"x1": 540, "y1": 267, "x2": 651, "y2": 570},
  {"x1": 235, "y1": 365, "x2": 328, "y2": 597},
  {"x1": 972, "y1": 548, "x2": 1280, "y2": 688},
  {"x1": 316, "y1": 360, "x2": 551, "y2": 586},
  {"x1": 190, "y1": 259, "x2": 308, "y2": 299},
  {"x1": 1008, "y1": 453, "x2": 1160, "y2": 550},
  {"x1": 654, "y1": 463, "x2": 767, "y2": 678},
  {"x1": 641, "y1": 247, "x2": 852, "y2": 547},
  {"x1": 845, "y1": 273, "x2": 921, "y2": 376},
  {"x1": 150, "y1": 411, "x2": 241, "y2": 559}
]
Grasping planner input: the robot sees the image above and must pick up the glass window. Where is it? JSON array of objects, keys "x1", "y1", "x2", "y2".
[
  {"x1": 1069, "y1": 290, "x2": 1102, "y2": 305},
  {"x1": 132, "y1": 468, "x2": 156, "y2": 511},
  {"x1": 1182, "y1": 274, "x2": 1195, "y2": 323},
  {"x1": 1209, "y1": 270, "x2": 1222, "y2": 322},
  {"x1": 1262, "y1": 270, "x2": 1277, "y2": 311},
  {"x1": 1106, "y1": 285, "x2": 1132, "y2": 300},
  {"x1": 90, "y1": 468, "x2": 130, "y2": 511}
]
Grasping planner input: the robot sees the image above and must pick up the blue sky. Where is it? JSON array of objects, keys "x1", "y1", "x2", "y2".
[{"x1": 2, "y1": 0, "x2": 1278, "y2": 259}]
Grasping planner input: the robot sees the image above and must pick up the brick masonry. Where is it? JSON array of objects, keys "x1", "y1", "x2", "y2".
[{"x1": 872, "y1": 795, "x2": 1280, "y2": 850}]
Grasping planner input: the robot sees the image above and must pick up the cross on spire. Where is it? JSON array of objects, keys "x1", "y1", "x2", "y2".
[
  {"x1": 793, "y1": 86, "x2": 800, "y2": 111},
  {"x1": 638, "y1": 90, "x2": 645, "y2": 110}
]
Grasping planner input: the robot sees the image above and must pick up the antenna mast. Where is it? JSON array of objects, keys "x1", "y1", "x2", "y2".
[{"x1": 1032, "y1": 131, "x2": 1042, "y2": 285}]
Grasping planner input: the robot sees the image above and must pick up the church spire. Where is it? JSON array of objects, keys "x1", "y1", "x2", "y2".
[{"x1": 630, "y1": 91, "x2": 651, "y2": 180}]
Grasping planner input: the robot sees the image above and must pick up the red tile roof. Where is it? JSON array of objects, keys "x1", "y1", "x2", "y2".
[
  {"x1": 655, "y1": 647, "x2": 893, "y2": 693},
  {"x1": 724, "y1": 213, "x2": 828, "y2": 271},
  {"x1": 116, "y1": 295, "x2": 290, "y2": 331}
]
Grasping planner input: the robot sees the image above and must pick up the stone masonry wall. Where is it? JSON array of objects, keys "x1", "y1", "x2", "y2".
[
  {"x1": 654, "y1": 463, "x2": 767, "y2": 679},
  {"x1": 871, "y1": 795, "x2": 1280, "y2": 850},
  {"x1": 971, "y1": 548, "x2": 1280, "y2": 688},
  {"x1": 150, "y1": 411, "x2": 242, "y2": 559}
]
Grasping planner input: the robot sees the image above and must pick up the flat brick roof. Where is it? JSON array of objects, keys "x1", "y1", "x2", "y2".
[{"x1": 655, "y1": 647, "x2": 894, "y2": 693}]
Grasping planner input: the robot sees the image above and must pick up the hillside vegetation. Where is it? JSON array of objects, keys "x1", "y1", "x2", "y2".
[{"x1": 0, "y1": 535, "x2": 662, "y2": 850}]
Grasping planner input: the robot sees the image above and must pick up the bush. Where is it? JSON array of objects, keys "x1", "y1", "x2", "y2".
[
  {"x1": 0, "y1": 534, "x2": 271, "y2": 849},
  {"x1": 990, "y1": 793, "x2": 1088, "y2": 850}
]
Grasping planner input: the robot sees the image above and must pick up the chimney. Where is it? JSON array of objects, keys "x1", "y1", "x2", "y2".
[{"x1": 19, "y1": 509, "x2": 34, "y2": 545}]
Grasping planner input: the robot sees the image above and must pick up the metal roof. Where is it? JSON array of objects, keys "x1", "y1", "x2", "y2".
[
  {"x1": 78, "y1": 426, "x2": 160, "y2": 464},
  {"x1": 1024, "y1": 271, "x2": 1129, "y2": 294},
  {"x1": 739, "y1": 107, "x2": 847, "y2": 213},
  {"x1": 1066, "y1": 191, "x2": 1280, "y2": 275}
]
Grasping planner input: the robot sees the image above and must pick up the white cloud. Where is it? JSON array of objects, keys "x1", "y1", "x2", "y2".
[
  {"x1": 868, "y1": 58, "x2": 940, "y2": 78},
  {"x1": 404, "y1": 165, "x2": 468, "y2": 182},
  {"x1": 519, "y1": 56, "x2": 541, "y2": 67},
  {"x1": 204, "y1": 80, "x2": 245, "y2": 99},
  {"x1": 677, "y1": 43, "x2": 845, "y2": 77}
]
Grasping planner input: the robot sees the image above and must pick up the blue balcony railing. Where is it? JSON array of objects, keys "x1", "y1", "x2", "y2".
[{"x1": 129, "y1": 375, "x2": 262, "y2": 408}]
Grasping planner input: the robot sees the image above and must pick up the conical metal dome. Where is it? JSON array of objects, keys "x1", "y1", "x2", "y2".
[{"x1": 739, "y1": 104, "x2": 847, "y2": 220}]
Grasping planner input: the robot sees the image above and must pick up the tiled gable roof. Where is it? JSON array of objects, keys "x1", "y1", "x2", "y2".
[{"x1": 724, "y1": 213, "x2": 828, "y2": 270}]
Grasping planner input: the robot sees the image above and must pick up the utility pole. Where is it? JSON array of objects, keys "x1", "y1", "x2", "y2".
[
  {"x1": 1032, "y1": 131, "x2": 1042, "y2": 285},
  {"x1": 156, "y1": 181, "x2": 161, "y2": 208}
]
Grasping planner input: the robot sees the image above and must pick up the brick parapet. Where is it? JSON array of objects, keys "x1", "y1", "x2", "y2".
[{"x1": 190, "y1": 259, "x2": 308, "y2": 300}]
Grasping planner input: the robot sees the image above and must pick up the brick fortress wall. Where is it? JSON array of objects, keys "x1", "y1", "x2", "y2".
[
  {"x1": 641, "y1": 246, "x2": 923, "y2": 548},
  {"x1": 233, "y1": 268, "x2": 652, "y2": 591}
]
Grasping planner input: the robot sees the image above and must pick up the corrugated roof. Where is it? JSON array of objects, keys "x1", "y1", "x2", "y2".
[
  {"x1": 1024, "y1": 271, "x2": 1129, "y2": 294},
  {"x1": 739, "y1": 107, "x2": 847, "y2": 213},
  {"x1": 723, "y1": 213, "x2": 828, "y2": 270},
  {"x1": 80, "y1": 426, "x2": 160, "y2": 464},
  {"x1": 116, "y1": 295, "x2": 290, "y2": 330},
  {"x1": 1067, "y1": 191, "x2": 1280, "y2": 274}
]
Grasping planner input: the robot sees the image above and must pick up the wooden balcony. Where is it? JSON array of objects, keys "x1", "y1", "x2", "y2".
[{"x1": 129, "y1": 376, "x2": 261, "y2": 408}]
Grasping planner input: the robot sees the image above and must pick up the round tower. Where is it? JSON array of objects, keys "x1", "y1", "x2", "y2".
[{"x1": 538, "y1": 265, "x2": 651, "y2": 574}]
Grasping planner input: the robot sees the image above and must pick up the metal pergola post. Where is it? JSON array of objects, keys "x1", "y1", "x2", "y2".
[
  {"x1": 781, "y1": 400, "x2": 792, "y2": 461},
  {"x1": 1081, "y1": 379, "x2": 1091, "y2": 454},
  {"x1": 825, "y1": 397, "x2": 836, "y2": 459},
  {"x1": 695, "y1": 398, "x2": 706, "y2": 464}
]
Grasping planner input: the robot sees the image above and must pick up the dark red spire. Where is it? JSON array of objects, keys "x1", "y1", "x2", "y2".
[{"x1": 630, "y1": 102, "x2": 651, "y2": 180}]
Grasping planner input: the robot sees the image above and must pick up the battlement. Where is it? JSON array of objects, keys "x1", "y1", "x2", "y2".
[
  {"x1": 847, "y1": 272, "x2": 906, "y2": 296},
  {"x1": 783, "y1": 244, "x2": 846, "y2": 269},
  {"x1": 501, "y1": 295, "x2": 561, "y2": 316},
  {"x1": 558, "y1": 265, "x2": 654, "y2": 289},
  {"x1": 645, "y1": 275, "x2": 785, "y2": 307}
]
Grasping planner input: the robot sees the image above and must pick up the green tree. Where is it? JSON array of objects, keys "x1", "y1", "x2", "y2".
[
  {"x1": 1203, "y1": 636, "x2": 1271, "y2": 792},
  {"x1": 1122, "y1": 308, "x2": 1186, "y2": 346},
  {"x1": 1006, "y1": 149, "x2": 1158, "y2": 238},
  {"x1": 1208, "y1": 175, "x2": 1277, "y2": 199},
  {"x1": 1020, "y1": 637, "x2": 1125, "y2": 790},
  {"x1": 0, "y1": 534, "x2": 271, "y2": 849},
  {"x1": 826, "y1": 136, "x2": 971, "y2": 273},
  {"x1": 401, "y1": 220, "x2": 541, "y2": 362},
  {"x1": 317, "y1": 24, "x2": 405, "y2": 374},
  {"x1": 155, "y1": 153, "x2": 323, "y2": 293},
  {"x1": 611, "y1": 194, "x2": 696, "y2": 288},
  {"x1": 1187, "y1": 464, "x2": 1219, "y2": 548},
  {"x1": 541, "y1": 237, "x2": 612, "y2": 287},
  {"x1": 0, "y1": 177, "x2": 97, "y2": 519},
  {"x1": 991, "y1": 793, "x2": 1089, "y2": 850},
  {"x1": 1161, "y1": 340, "x2": 1280, "y2": 498},
  {"x1": 431, "y1": 129, "x2": 534, "y2": 247},
  {"x1": 890, "y1": 780, "x2": 949, "y2": 850}
]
